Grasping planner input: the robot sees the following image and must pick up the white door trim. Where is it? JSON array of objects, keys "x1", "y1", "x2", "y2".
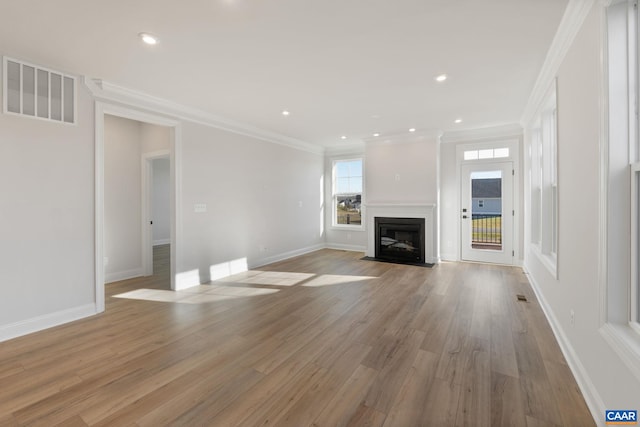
[
  {"x1": 95, "y1": 103, "x2": 182, "y2": 312},
  {"x1": 454, "y1": 138, "x2": 521, "y2": 264},
  {"x1": 461, "y1": 161, "x2": 514, "y2": 264}
]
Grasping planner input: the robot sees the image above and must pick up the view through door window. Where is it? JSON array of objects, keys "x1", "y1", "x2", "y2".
[{"x1": 471, "y1": 171, "x2": 502, "y2": 250}]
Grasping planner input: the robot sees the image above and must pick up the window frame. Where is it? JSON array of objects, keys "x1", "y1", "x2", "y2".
[
  {"x1": 331, "y1": 157, "x2": 364, "y2": 230},
  {"x1": 630, "y1": 0, "x2": 640, "y2": 330},
  {"x1": 599, "y1": 0, "x2": 640, "y2": 380},
  {"x1": 632, "y1": 163, "x2": 640, "y2": 329},
  {"x1": 529, "y1": 80, "x2": 559, "y2": 277}
]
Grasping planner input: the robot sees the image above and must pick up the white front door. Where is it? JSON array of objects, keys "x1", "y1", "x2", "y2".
[{"x1": 461, "y1": 161, "x2": 513, "y2": 264}]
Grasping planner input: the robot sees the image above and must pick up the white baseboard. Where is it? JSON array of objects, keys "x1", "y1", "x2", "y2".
[
  {"x1": 440, "y1": 252, "x2": 458, "y2": 262},
  {"x1": 523, "y1": 264, "x2": 604, "y2": 426},
  {"x1": 153, "y1": 238, "x2": 171, "y2": 246},
  {"x1": 250, "y1": 244, "x2": 326, "y2": 269},
  {"x1": 325, "y1": 243, "x2": 367, "y2": 252},
  {"x1": 0, "y1": 303, "x2": 97, "y2": 343},
  {"x1": 105, "y1": 268, "x2": 144, "y2": 284}
]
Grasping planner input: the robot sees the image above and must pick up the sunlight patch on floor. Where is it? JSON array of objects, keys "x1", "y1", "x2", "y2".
[
  {"x1": 113, "y1": 270, "x2": 378, "y2": 304},
  {"x1": 113, "y1": 286, "x2": 279, "y2": 304},
  {"x1": 301, "y1": 274, "x2": 377, "y2": 287},
  {"x1": 220, "y1": 270, "x2": 316, "y2": 287}
]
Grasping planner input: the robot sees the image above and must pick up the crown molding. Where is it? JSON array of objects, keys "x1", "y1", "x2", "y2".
[
  {"x1": 324, "y1": 142, "x2": 366, "y2": 156},
  {"x1": 83, "y1": 78, "x2": 324, "y2": 156},
  {"x1": 520, "y1": 0, "x2": 597, "y2": 126},
  {"x1": 440, "y1": 123, "x2": 523, "y2": 144}
]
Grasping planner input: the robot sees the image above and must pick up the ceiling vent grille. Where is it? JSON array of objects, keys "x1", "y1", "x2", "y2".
[{"x1": 3, "y1": 57, "x2": 76, "y2": 124}]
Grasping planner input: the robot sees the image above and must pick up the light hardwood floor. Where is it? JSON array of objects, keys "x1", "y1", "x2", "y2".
[{"x1": 0, "y1": 249, "x2": 594, "y2": 426}]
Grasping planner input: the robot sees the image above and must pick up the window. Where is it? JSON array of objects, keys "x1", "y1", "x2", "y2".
[
  {"x1": 600, "y1": 0, "x2": 640, "y2": 374},
  {"x1": 529, "y1": 81, "x2": 558, "y2": 274},
  {"x1": 464, "y1": 147, "x2": 510, "y2": 161},
  {"x1": 333, "y1": 158, "x2": 363, "y2": 227},
  {"x1": 530, "y1": 128, "x2": 542, "y2": 246},
  {"x1": 3, "y1": 57, "x2": 76, "y2": 124}
]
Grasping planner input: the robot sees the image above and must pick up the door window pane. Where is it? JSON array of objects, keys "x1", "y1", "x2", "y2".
[{"x1": 471, "y1": 170, "x2": 502, "y2": 251}]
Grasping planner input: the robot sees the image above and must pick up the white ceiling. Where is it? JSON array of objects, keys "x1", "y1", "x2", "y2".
[{"x1": 0, "y1": 0, "x2": 568, "y2": 147}]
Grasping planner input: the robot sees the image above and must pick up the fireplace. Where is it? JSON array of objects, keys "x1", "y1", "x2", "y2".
[{"x1": 375, "y1": 217, "x2": 425, "y2": 264}]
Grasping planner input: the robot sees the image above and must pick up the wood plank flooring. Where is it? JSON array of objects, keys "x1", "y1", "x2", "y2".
[{"x1": 0, "y1": 248, "x2": 594, "y2": 426}]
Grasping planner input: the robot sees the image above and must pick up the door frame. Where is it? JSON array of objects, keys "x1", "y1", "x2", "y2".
[
  {"x1": 454, "y1": 138, "x2": 521, "y2": 265},
  {"x1": 95, "y1": 102, "x2": 182, "y2": 312},
  {"x1": 460, "y1": 161, "x2": 514, "y2": 264}
]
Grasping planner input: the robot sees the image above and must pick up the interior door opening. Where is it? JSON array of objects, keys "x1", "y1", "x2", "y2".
[
  {"x1": 145, "y1": 155, "x2": 171, "y2": 283},
  {"x1": 102, "y1": 112, "x2": 176, "y2": 299}
]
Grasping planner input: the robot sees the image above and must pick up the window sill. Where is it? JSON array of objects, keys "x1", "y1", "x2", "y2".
[
  {"x1": 330, "y1": 224, "x2": 365, "y2": 232},
  {"x1": 531, "y1": 244, "x2": 558, "y2": 279},
  {"x1": 600, "y1": 322, "x2": 640, "y2": 382}
]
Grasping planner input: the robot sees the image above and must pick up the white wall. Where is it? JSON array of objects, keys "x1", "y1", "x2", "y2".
[
  {"x1": 439, "y1": 142, "x2": 459, "y2": 260},
  {"x1": 152, "y1": 158, "x2": 170, "y2": 245},
  {"x1": 524, "y1": 3, "x2": 640, "y2": 415},
  {"x1": 365, "y1": 138, "x2": 438, "y2": 204},
  {"x1": 104, "y1": 115, "x2": 143, "y2": 282},
  {"x1": 141, "y1": 122, "x2": 171, "y2": 153},
  {"x1": 179, "y1": 122, "x2": 324, "y2": 285},
  {"x1": 0, "y1": 75, "x2": 96, "y2": 339}
]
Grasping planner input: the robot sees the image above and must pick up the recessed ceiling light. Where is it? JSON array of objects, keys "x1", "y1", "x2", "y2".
[
  {"x1": 435, "y1": 74, "x2": 448, "y2": 82},
  {"x1": 409, "y1": 128, "x2": 416, "y2": 132},
  {"x1": 373, "y1": 133, "x2": 380, "y2": 137},
  {"x1": 282, "y1": 110, "x2": 290, "y2": 116},
  {"x1": 139, "y1": 32, "x2": 159, "y2": 45},
  {"x1": 341, "y1": 135, "x2": 347, "y2": 140},
  {"x1": 454, "y1": 118, "x2": 462, "y2": 124}
]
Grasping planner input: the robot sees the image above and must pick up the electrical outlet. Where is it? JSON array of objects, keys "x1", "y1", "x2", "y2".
[
  {"x1": 570, "y1": 309, "x2": 575, "y2": 326},
  {"x1": 395, "y1": 173, "x2": 401, "y2": 181},
  {"x1": 104, "y1": 257, "x2": 109, "y2": 266}
]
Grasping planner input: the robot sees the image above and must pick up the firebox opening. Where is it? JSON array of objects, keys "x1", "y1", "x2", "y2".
[{"x1": 374, "y1": 217, "x2": 425, "y2": 264}]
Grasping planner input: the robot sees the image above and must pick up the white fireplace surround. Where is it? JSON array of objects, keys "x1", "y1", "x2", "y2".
[{"x1": 365, "y1": 203, "x2": 437, "y2": 264}]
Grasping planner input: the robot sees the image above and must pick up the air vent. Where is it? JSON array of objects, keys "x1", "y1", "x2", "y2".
[
  {"x1": 516, "y1": 294, "x2": 528, "y2": 302},
  {"x1": 3, "y1": 57, "x2": 75, "y2": 124}
]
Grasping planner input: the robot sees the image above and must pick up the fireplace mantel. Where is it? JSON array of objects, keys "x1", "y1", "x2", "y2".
[{"x1": 365, "y1": 203, "x2": 437, "y2": 264}]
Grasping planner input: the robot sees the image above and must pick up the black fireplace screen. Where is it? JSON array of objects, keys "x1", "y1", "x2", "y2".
[{"x1": 375, "y1": 217, "x2": 425, "y2": 263}]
